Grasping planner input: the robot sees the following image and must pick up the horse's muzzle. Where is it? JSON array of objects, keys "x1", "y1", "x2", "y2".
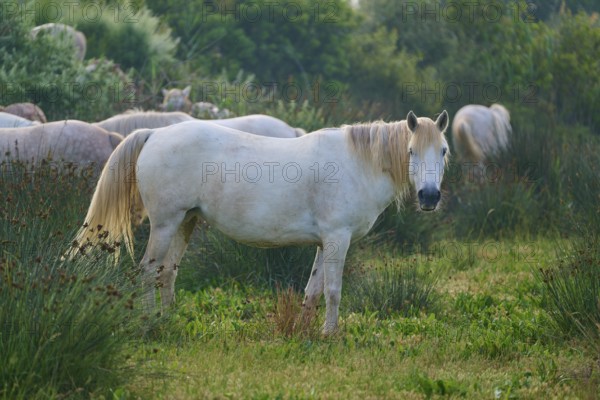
[{"x1": 418, "y1": 188, "x2": 441, "y2": 211}]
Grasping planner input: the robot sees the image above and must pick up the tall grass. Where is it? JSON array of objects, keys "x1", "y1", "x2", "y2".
[
  {"x1": 343, "y1": 253, "x2": 438, "y2": 318},
  {"x1": 179, "y1": 227, "x2": 316, "y2": 292},
  {"x1": 446, "y1": 110, "x2": 566, "y2": 240},
  {"x1": 536, "y1": 135, "x2": 600, "y2": 349},
  {"x1": 0, "y1": 160, "x2": 144, "y2": 398},
  {"x1": 537, "y1": 235, "x2": 600, "y2": 346}
]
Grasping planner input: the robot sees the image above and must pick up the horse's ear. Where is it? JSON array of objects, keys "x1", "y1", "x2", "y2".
[
  {"x1": 407, "y1": 111, "x2": 418, "y2": 132},
  {"x1": 182, "y1": 86, "x2": 191, "y2": 98},
  {"x1": 436, "y1": 110, "x2": 449, "y2": 131},
  {"x1": 161, "y1": 88, "x2": 168, "y2": 97}
]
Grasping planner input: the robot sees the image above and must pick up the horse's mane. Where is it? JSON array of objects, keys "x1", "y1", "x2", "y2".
[
  {"x1": 346, "y1": 119, "x2": 448, "y2": 202},
  {"x1": 94, "y1": 110, "x2": 194, "y2": 136}
]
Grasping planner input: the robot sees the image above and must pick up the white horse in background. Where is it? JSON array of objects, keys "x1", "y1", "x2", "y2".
[
  {"x1": 94, "y1": 110, "x2": 194, "y2": 136},
  {"x1": 0, "y1": 120, "x2": 122, "y2": 173},
  {"x1": 0, "y1": 112, "x2": 39, "y2": 128},
  {"x1": 94, "y1": 110, "x2": 305, "y2": 138},
  {"x1": 451, "y1": 103, "x2": 512, "y2": 163},
  {"x1": 1, "y1": 103, "x2": 47, "y2": 123},
  {"x1": 209, "y1": 114, "x2": 305, "y2": 137},
  {"x1": 73, "y1": 110, "x2": 449, "y2": 335},
  {"x1": 31, "y1": 23, "x2": 87, "y2": 61}
]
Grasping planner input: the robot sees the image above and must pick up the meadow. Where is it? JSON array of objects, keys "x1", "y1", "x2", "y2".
[
  {"x1": 2, "y1": 0, "x2": 600, "y2": 398},
  {"x1": 1, "y1": 110, "x2": 599, "y2": 399}
]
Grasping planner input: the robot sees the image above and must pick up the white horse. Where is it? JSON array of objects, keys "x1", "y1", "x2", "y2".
[
  {"x1": 31, "y1": 23, "x2": 87, "y2": 61},
  {"x1": 1, "y1": 103, "x2": 47, "y2": 123},
  {"x1": 0, "y1": 112, "x2": 39, "y2": 128},
  {"x1": 94, "y1": 110, "x2": 305, "y2": 138},
  {"x1": 94, "y1": 110, "x2": 194, "y2": 136},
  {"x1": 451, "y1": 103, "x2": 512, "y2": 163},
  {"x1": 0, "y1": 120, "x2": 123, "y2": 173},
  {"x1": 73, "y1": 110, "x2": 449, "y2": 334}
]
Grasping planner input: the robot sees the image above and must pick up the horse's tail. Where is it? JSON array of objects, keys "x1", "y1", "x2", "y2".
[
  {"x1": 453, "y1": 119, "x2": 483, "y2": 162},
  {"x1": 70, "y1": 128, "x2": 154, "y2": 259},
  {"x1": 294, "y1": 127, "x2": 307, "y2": 137}
]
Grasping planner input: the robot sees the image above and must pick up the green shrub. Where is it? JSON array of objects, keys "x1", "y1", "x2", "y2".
[
  {"x1": 453, "y1": 293, "x2": 545, "y2": 359},
  {"x1": 76, "y1": 4, "x2": 178, "y2": 81},
  {"x1": 0, "y1": 12, "x2": 134, "y2": 121},
  {"x1": 343, "y1": 255, "x2": 438, "y2": 318},
  {"x1": 538, "y1": 235, "x2": 600, "y2": 347},
  {"x1": 0, "y1": 160, "x2": 143, "y2": 398}
]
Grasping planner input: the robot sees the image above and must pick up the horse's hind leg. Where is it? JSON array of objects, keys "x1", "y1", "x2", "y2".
[
  {"x1": 140, "y1": 213, "x2": 185, "y2": 313},
  {"x1": 158, "y1": 213, "x2": 198, "y2": 308}
]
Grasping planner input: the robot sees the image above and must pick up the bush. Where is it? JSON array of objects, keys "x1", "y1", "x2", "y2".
[
  {"x1": 538, "y1": 235, "x2": 600, "y2": 349},
  {"x1": 76, "y1": 4, "x2": 178, "y2": 82},
  {"x1": 343, "y1": 254, "x2": 438, "y2": 318},
  {"x1": 0, "y1": 12, "x2": 134, "y2": 121},
  {"x1": 0, "y1": 160, "x2": 143, "y2": 398}
]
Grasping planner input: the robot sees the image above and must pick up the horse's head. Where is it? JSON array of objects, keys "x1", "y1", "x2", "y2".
[
  {"x1": 407, "y1": 110, "x2": 449, "y2": 211},
  {"x1": 161, "y1": 86, "x2": 192, "y2": 112}
]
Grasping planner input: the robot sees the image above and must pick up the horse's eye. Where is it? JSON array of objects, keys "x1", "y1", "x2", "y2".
[
  {"x1": 409, "y1": 148, "x2": 413, "y2": 156},
  {"x1": 442, "y1": 148, "x2": 447, "y2": 156}
]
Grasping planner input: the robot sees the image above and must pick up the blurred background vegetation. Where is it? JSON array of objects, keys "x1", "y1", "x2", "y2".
[{"x1": 1, "y1": 1, "x2": 600, "y2": 397}]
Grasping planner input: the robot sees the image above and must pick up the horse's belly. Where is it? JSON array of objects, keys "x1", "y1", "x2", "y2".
[{"x1": 200, "y1": 198, "x2": 321, "y2": 246}]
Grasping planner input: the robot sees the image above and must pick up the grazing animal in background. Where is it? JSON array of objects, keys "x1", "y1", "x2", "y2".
[
  {"x1": 191, "y1": 102, "x2": 231, "y2": 119},
  {"x1": 72, "y1": 110, "x2": 450, "y2": 335},
  {"x1": 161, "y1": 86, "x2": 192, "y2": 112},
  {"x1": 94, "y1": 110, "x2": 305, "y2": 138},
  {"x1": 451, "y1": 103, "x2": 512, "y2": 164},
  {"x1": 208, "y1": 114, "x2": 305, "y2": 137},
  {"x1": 94, "y1": 110, "x2": 195, "y2": 136},
  {"x1": 0, "y1": 112, "x2": 39, "y2": 128},
  {"x1": 0, "y1": 120, "x2": 123, "y2": 173},
  {"x1": 1, "y1": 103, "x2": 47, "y2": 123},
  {"x1": 30, "y1": 23, "x2": 87, "y2": 61},
  {"x1": 161, "y1": 86, "x2": 231, "y2": 119}
]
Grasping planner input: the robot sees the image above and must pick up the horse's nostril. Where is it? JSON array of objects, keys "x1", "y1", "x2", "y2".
[{"x1": 418, "y1": 190, "x2": 424, "y2": 201}]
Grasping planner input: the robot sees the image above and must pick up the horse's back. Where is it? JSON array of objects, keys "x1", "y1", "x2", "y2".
[
  {"x1": 135, "y1": 122, "x2": 363, "y2": 245},
  {"x1": 210, "y1": 114, "x2": 298, "y2": 138},
  {"x1": 452, "y1": 104, "x2": 509, "y2": 160},
  {"x1": 94, "y1": 111, "x2": 194, "y2": 136},
  {"x1": 0, "y1": 112, "x2": 37, "y2": 128},
  {"x1": 0, "y1": 120, "x2": 118, "y2": 168}
]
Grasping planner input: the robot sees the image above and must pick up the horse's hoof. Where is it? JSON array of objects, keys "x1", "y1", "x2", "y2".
[{"x1": 321, "y1": 324, "x2": 339, "y2": 337}]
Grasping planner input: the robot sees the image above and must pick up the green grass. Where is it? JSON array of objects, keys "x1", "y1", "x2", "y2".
[
  {"x1": 3, "y1": 109, "x2": 600, "y2": 398},
  {"x1": 124, "y1": 238, "x2": 599, "y2": 399}
]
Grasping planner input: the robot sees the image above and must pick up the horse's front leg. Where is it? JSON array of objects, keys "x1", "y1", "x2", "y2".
[
  {"x1": 321, "y1": 232, "x2": 351, "y2": 336},
  {"x1": 300, "y1": 246, "x2": 324, "y2": 325}
]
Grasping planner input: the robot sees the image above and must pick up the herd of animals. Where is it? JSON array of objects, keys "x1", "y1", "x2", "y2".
[
  {"x1": 3, "y1": 22, "x2": 514, "y2": 334},
  {"x1": 0, "y1": 95, "x2": 512, "y2": 176}
]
